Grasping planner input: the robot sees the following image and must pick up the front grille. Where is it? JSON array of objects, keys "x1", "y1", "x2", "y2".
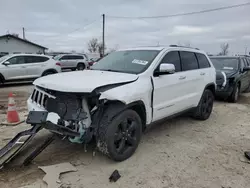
[{"x1": 31, "y1": 88, "x2": 55, "y2": 108}]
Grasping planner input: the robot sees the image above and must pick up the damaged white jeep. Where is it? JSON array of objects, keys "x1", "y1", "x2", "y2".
[{"x1": 25, "y1": 46, "x2": 216, "y2": 161}]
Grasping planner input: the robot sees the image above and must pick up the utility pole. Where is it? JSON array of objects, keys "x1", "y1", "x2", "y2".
[
  {"x1": 245, "y1": 46, "x2": 248, "y2": 55},
  {"x1": 102, "y1": 14, "x2": 105, "y2": 57},
  {"x1": 22, "y1": 27, "x2": 25, "y2": 39}
]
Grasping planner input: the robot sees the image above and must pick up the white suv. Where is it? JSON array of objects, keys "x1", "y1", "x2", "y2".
[
  {"x1": 53, "y1": 54, "x2": 89, "y2": 70},
  {"x1": 27, "y1": 46, "x2": 216, "y2": 161},
  {"x1": 0, "y1": 54, "x2": 61, "y2": 85}
]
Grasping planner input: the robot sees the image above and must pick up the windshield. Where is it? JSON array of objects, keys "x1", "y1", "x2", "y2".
[
  {"x1": 91, "y1": 50, "x2": 160, "y2": 74},
  {"x1": 0, "y1": 55, "x2": 11, "y2": 63},
  {"x1": 210, "y1": 58, "x2": 239, "y2": 71},
  {"x1": 53, "y1": 54, "x2": 63, "y2": 60}
]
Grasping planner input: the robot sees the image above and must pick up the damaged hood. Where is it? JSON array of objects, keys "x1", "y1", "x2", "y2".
[{"x1": 33, "y1": 70, "x2": 138, "y2": 93}]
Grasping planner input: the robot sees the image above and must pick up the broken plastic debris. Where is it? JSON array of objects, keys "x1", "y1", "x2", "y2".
[
  {"x1": 109, "y1": 170, "x2": 121, "y2": 182},
  {"x1": 244, "y1": 151, "x2": 250, "y2": 160},
  {"x1": 39, "y1": 162, "x2": 77, "y2": 188}
]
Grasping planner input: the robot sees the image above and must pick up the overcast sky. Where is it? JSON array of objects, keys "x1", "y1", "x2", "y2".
[{"x1": 0, "y1": 0, "x2": 249, "y2": 54}]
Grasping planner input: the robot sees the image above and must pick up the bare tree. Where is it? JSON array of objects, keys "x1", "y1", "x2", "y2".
[
  {"x1": 88, "y1": 38, "x2": 99, "y2": 53},
  {"x1": 219, "y1": 43, "x2": 229, "y2": 55}
]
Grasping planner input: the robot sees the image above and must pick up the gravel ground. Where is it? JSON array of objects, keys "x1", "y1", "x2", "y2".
[{"x1": 0, "y1": 84, "x2": 250, "y2": 188}]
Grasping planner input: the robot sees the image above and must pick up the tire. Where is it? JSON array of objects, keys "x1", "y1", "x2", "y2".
[
  {"x1": 192, "y1": 89, "x2": 214, "y2": 120},
  {"x1": 76, "y1": 63, "x2": 85, "y2": 71},
  {"x1": 42, "y1": 71, "x2": 55, "y2": 76},
  {"x1": 97, "y1": 109, "x2": 142, "y2": 161},
  {"x1": 229, "y1": 84, "x2": 240, "y2": 103},
  {"x1": 244, "y1": 82, "x2": 250, "y2": 93},
  {"x1": 0, "y1": 76, "x2": 3, "y2": 86}
]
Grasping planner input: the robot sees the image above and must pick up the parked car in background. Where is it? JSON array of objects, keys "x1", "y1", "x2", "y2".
[
  {"x1": 210, "y1": 56, "x2": 250, "y2": 102},
  {"x1": 53, "y1": 54, "x2": 89, "y2": 70},
  {"x1": 0, "y1": 54, "x2": 61, "y2": 85}
]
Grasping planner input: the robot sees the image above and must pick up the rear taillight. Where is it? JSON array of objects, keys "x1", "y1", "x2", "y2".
[
  {"x1": 88, "y1": 62, "x2": 95, "y2": 66},
  {"x1": 56, "y1": 62, "x2": 61, "y2": 66}
]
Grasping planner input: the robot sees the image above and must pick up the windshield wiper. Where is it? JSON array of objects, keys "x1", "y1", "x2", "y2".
[{"x1": 94, "y1": 69, "x2": 124, "y2": 73}]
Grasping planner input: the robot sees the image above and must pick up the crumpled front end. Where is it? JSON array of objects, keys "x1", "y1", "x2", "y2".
[{"x1": 27, "y1": 86, "x2": 97, "y2": 144}]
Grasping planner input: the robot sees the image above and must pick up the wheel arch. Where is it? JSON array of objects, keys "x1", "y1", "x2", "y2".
[
  {"x1": 41, "y1": 69, "x2": 58, "y2": 76},
  {"x1": 77, "y1": 62, "x2": 86, "y2": 67},
  {"x1": 103, "y1": 100, "x2": 147, "y2": 131},
  {"x1": 0, "y1": 73, "x2": 5, "y2": 83},
  {"x1": 204, "y1": 82, "x2": 216, "y2": 96}
]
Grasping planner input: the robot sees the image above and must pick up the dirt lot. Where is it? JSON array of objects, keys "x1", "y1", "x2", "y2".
[{"x1": 0, "y1": 84, "x2": 250, "y2": 188}]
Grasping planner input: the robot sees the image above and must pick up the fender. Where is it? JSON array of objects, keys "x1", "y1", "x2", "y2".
[
  {"x1": 42, "y1": 69, "x2": 58, "y2": 76},
  {"x1": 204, "y1": 82, "x2": 216, "y2": 95},
  {"x1": 99, "y1": 77, "x2": 153, "y2": 124}
]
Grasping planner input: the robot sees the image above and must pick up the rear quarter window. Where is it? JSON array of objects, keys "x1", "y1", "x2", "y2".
[
  {"x1": 196, "y1": 53, "x2": 211, "y2": 68},
  {"x1": 179, "y1": 51, "x2": 199, "y2": 71}
]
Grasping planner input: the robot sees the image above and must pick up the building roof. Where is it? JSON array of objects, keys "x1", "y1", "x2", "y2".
[{"x1": 0, "y1": 34, "x2": 48, "y2": 49}]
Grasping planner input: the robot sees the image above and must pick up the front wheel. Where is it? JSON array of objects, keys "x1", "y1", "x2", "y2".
[
  {"x1": 42, "y1": 71, "x2": 55, "y2": 76},
  {"x1": 229, "y1": 84, "x2": 240, "y2": 103},
  {"x1": 97, "y1": 109, "x2": 142, "y2": 161},
  {"x1": 0, "y1": 77, "x2": 3, "y2": 86},
  {"x1": 192, "y1": 89, "x2": 214, "y2": 120}
]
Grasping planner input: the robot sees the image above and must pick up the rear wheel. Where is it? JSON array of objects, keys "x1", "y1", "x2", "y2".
[
  {"x1": 42, "y1": 71, "x2": 55, "y2": 76},
  {"x1": 97, "y1": 109, "x2": 142, "y2": 161},
  {"x1": 76, "y1": 63, "x2": 85, "y2": 71},
  {"x1": 192, "y1": 89, "x2": 214, "y2": 120},
  {"x1": 229, "y1": 84, "x2": 240, "y2": 103}
]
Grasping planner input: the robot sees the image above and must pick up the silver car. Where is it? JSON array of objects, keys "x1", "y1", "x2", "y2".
[
  {"x1": 0, "y1": 54, "x2": 61, "y2": 85},
  {"x1": 53, "y1": 54, "x2": 89, "y2": 70}
]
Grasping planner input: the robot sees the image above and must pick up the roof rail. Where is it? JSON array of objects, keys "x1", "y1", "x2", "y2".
[{"x1": 169, "y1": 44, "x2": 199, "y2": 50}]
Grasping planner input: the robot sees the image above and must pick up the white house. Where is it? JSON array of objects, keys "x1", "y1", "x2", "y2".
[{"x1": 0, "y1": 34, "x2": 47, "y2": 57}]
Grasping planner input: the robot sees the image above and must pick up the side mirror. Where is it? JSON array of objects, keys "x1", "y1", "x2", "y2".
[
  {"x1": 243, "y1": 66, "x2": 250, "y2": 72},
  {"x1": 3, "y1": 61, "x2": 10, "y2": 66},
  {"x1": 154, "y1": 63, "x2": 175, "y2": 76}
]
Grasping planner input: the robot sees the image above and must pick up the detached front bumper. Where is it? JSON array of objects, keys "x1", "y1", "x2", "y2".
[{"x1": 26, "y1": 111, "x2": 80, "y2": 137}]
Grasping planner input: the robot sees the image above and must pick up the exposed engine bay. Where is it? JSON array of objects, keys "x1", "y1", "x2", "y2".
[{"x1": 44, "y1": 92, "x2": 96, "y2": 143}]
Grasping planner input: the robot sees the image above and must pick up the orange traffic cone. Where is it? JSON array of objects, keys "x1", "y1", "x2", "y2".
[{"x1": 7, "y1": 92, "x2": 20, "y2": 123}]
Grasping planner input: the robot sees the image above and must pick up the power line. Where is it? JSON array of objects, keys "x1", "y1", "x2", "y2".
[
  {"x1": 26, "y1": 18, "x2": 100, "y2": 38},
  {"x1": 66, "y1": 19, "x2": 100, "y2": 35},
  {"x1": 107, "y1": 2, "x2": 250, "y2": 19}
]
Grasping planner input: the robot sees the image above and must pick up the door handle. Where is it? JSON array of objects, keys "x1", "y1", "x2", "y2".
[
  {"x1": 21, "y1": 66, "x2": 26, "y2": 68},
  {"x1": 200, "y1": 72, "x2": 205, "y2": 75},
  {"x1": 179, "y1": 76, "x2": 186, "y2": 80}
]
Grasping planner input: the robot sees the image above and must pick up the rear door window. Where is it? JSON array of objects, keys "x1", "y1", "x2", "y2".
[
  {"x1": 36, "y1": 56, "x2": 49, "y2": 62},
  {"x1": 60, "y1": 55, "x2": 71, "y2": 60},
  {"x1": 179, "y1": 51, "x2": 199, "y2": 71},
  {"x1": 196, "y1": 53, "x2": 211, "y2": 68},
  {"x1": 24, "y1": 56, "x2": 49, "y2": 63}
]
